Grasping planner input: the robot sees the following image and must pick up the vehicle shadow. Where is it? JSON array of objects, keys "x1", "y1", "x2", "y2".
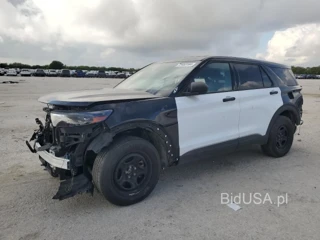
[
  {"x1": 153, "y1": 145, "x2": 271, "y2": 197},
  {"x1": 60, "y1": 145, "x2": 269, "y2": 211}
]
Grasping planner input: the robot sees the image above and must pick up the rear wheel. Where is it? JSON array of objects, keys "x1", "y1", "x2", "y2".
[
  {"x1": 261, "y1": 116, "x2": 295, "y2": 157},
  {"x1": 92, "y1": 136, "x2": 160, "y2": 206}
]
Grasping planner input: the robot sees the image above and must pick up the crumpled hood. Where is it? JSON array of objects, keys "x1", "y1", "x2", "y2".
[{"x1": 38, "y1": 88, "x2": 159, "y2": 107}]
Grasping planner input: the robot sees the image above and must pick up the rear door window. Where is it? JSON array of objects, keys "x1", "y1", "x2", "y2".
[
  {"x1": 270, "y1": 67, "x2": 298, "y2": 86},
  {"x1": 234, "y1": 64, "x2": 263, "y2": 90},
  {"x1": 260, "y1": 68, "x2": 273, "y2": 88}
]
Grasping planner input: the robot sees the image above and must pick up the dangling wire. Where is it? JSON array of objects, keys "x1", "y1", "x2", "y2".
[{"x1": 297, "y1": 120, "x2": 303, "y2": 135}]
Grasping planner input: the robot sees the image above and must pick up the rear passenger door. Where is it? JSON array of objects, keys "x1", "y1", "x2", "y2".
[{"x1": 233, "y1": 63, "x2": 283, "y2": 139}]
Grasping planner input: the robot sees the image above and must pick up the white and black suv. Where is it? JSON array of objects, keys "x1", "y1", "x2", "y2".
[{"x1": 26, "y1": 56, "x2": 303, "y2": 206}]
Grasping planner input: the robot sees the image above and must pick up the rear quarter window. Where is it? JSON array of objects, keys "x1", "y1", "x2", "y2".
[{"x1": 270, "y1": 67, "x2": 298, "y2": 86}]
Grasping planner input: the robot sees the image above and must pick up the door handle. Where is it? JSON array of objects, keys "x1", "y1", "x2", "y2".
[
  {"x1": 223, "y1": 97, "x2": 236, "y2": 102},
  {"x1": 270, "y1": 90, "x2": 278, "y2": 95}
]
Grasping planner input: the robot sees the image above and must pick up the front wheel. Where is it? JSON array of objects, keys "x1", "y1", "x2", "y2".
[
  {"x1": 261, "y1": 116, "x2": 295, "y2": 158},
  {"x1": 92, "y1": 136, "x2": 161, "y2": 206}
]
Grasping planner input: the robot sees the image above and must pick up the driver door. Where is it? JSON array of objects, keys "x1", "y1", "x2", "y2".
[{"x1": 175, "y1": 62, "x2": 240, "y2": 157}]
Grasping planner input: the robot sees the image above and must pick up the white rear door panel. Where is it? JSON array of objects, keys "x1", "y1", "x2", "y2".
[{"x1": 238, "y1": 87, "x2": 283, "y2": 137}]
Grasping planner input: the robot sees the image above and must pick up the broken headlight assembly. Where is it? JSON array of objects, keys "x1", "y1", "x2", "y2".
[{"x1": 50, "y1": 110, "x2": 113, "y2": 127}]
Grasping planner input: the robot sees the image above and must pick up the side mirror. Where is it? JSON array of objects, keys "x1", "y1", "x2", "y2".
[{"x1": 184, "y1": 81, "x2": 208, "y2": 95}]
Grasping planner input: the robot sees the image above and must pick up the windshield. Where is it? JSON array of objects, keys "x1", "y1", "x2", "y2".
[{"x1": 115, "y1": 61, "x2": 200, "y2": 96}]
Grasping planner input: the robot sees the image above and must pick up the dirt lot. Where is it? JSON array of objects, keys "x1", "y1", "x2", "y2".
[{"x1": 0, "y1": 77, "x2": 319, "y2": 240}]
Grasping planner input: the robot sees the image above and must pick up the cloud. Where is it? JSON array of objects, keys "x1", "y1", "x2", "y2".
[
  {"x1": 100, "y1": 48, "x2": 116, "y2": 59},
  {"x1": 257, "y1": 24, "x2": 320, "y2": 66},
  {"x1": 1, "y1": 0, "x2": 320, "y2": 67}
]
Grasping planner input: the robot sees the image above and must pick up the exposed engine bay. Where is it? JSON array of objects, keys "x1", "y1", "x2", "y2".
[{"x1": 26, "y1": 105, "x2": 113, "y2": 200}]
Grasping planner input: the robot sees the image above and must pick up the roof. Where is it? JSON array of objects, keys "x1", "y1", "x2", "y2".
[
  {"x1": 162, "y1": 56, "x2": 289, "y2": 68},
  {"x1": 162, "y1": 56, "x2": 210, "y2": 63}
]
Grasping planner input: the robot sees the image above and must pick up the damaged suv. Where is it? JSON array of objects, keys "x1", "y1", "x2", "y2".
[{"x1": 26, "y1": 56, "x2": 303, "y2": 206}]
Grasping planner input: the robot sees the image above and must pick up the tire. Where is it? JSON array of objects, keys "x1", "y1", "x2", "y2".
[
  {"x1": 261, "y1": 116, "x2": 295, "y2": 158},
  {"x1": 92, "y1": 136, "x2": 161, "y2": 206},
  {"x1": 48, "y1": 166, "x2": 59, "y2": 178}
]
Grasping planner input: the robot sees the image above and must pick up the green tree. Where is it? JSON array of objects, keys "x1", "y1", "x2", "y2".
[
  {"x1": 32, "y1": 65, "x2": 42, "y2": 69},
  {"x1": 291, "y1": 66, "x2": 306, "y2": 74},
  {"x1": 0, "y1": 60, "x2": 139, "y2": 72},
  {"x1": 0, "y1": 63, "x2": 8, "y2": 68},
  {"x1": 49, "y1": 61, "x2": 64, "y2": 69}
]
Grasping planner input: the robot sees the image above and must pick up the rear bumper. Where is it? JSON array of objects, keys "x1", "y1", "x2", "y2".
[{"x1": 35, "y1": 142, "x2": 70, "y2": 170}]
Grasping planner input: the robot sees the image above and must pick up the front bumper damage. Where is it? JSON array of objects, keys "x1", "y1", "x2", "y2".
[
  {"x1": 35, "y1": 142, "x2": 70, "y2": 170},
  {"x1": 26, "y1": 115, "x2": 111, "y2": 200}
]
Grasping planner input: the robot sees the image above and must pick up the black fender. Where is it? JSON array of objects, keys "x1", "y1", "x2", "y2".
[
  {"x1": 86, "y1": 130, "x2": 113, "y2": 154},
  {"x1": 86, "y1": 120, "x2": 179, "y2": 167},
  {"x1": 265, "y1": 103, "x2": 301, "y2": 139}
]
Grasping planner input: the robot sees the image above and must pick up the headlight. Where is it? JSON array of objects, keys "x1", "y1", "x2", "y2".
[{"x1": 50, "y1": 110, "x2": 113, "y2": 127}]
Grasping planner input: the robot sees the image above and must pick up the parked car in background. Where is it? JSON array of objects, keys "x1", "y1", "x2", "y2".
[
  {"x1": 20, "y1": 69, "x2": 32, "y2": 76},
  {"x1": 85, "y1": 70, "x2": 97, "y2": 78},
  {"x1": 60, "y1": 69, "x2": 71, "y2": 77},
  {"x1": 116, "y1": 72, "x2": 126, "y2": 78},
  {"x1": 33, "y1": 69, "x2": 46, "y2": 77},
  {"x1": 125, "y1": 72, "x2": 132, "y2": 78},
  {"x1": 70, "y1": 70, "x2": 76, "y2": 77},
  {"x1": 105, "y1": 71, "x2": 110, "y2": 78},
  {"x1": 97, "y1": 70, "x2": 107, "y2": 78},
  {"x1": 48, "y1": 69, "x2": 58, "y2": 77},
  {"x1": 6, "y1": 69, "x2": 17, "y2": 76},
  {"x1": 297, "y1": 74, "x2": 307, "y2": 79},
  {"x1": 74, "y1": 70, "x2": 86, "y2": 78},
  {"x1": 106, "y1": 71, "x2": 116, "y2": 78},
  {"x1": 306, "y1": 74, "x2": 317, "y2": 79},
  {"x1": 0, "y1": 69, "x2": 4, "y2": 76}
]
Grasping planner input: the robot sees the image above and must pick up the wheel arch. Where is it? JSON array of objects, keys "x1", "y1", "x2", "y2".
[
  {"x1": 85, "y1": 120, "x2": 179, "y2": 170},
  {"x1": 266, "y1": 104, "x2": 301, "y2": 138}
]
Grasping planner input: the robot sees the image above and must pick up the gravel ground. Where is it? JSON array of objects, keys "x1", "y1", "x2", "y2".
[{"x1": 0, "y1": 77, "x2": 319, "y2": 240}]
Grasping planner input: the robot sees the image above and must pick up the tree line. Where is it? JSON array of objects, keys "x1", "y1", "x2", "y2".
[
  {"x1": 1, "y1": 60, "x2": 320, "y2": 75},
  {"x1": 0, "y1": 61, "x2": 138, "y2": 72},
  {"x1": 291, "y1": 66, "x2": 320, "y2": 75}
]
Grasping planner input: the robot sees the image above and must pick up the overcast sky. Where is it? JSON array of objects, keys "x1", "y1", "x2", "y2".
[{"x1": 0, "y1": 0, "x2": 320, "y2": 68}]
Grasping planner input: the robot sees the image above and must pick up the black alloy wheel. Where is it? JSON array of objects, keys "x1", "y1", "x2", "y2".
[
  {"x1": 114, "y1": 153, "x2": 150, "y2": 192},
  {"x1": 261, "y1": 116, "x2": 295, "y2": 158},
  {"x1": 276, "y1": 125, "x2": 289, "y2": 149},
  {"x1": 92, "y1": 136, "x2": 161, "y2": 206}
]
